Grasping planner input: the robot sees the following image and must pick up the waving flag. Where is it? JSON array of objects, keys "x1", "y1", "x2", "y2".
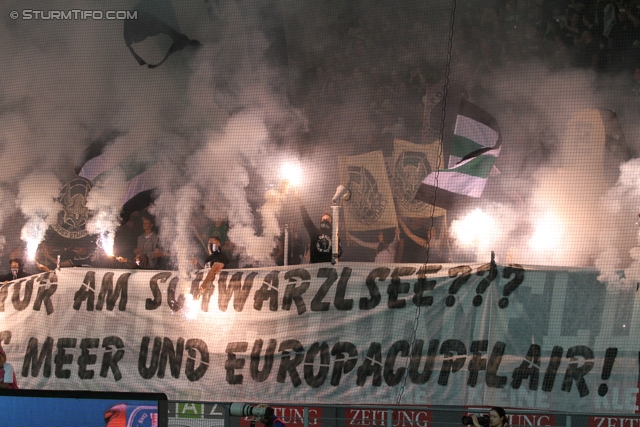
[
  {"x1": 415, "y1": 99, "x2": 501, "y2": 208},
  {"x1": 77, "y1": 136, "x2": 158, "y2": 223},
  {"x1": 118, "y1": 163, "x2": 160, "y2": 223},
  {"x1": 124, "y1": 0, "x2": 201, "y2": 69},
  {"x1": 75, "y1": 131, "x2": 120, "y2": 180}
]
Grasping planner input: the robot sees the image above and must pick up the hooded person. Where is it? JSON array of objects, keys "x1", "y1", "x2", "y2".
[
  {"x1": 0, "y1": 258, "x2": 32, "y2": 283},
  {"x1": 198, "y1": 236, "x2": 229, "y2": 294},
  {"x1": 0, "y1": 347, "x2": 18, "y2": 389},
  {"x1": 297, "y1": 194, "x2": 342, "y2": 263}
]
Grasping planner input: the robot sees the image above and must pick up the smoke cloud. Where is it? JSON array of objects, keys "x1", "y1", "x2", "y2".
[
  {"x1": 16, "y1": 173, "x2": 62, "y2": 259},
  {"x1": 0, "y1": 0, "x2": 638, "y2": 283}
]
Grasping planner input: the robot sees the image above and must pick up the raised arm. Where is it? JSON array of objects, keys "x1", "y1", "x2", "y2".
[
  {"x1": 387, "y1": 227, "x2": 401, "y2": 251},
  {"x1": 298, "y1": 197, "x2": 317, "y2": 237},
  {"x1": 115, "y1": 256, "x2": 137, "y2": 269}
]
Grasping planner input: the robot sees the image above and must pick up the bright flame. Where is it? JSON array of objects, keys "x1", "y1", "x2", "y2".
[
  {"x1": 451, "y1": 209, "x2": 496, "y2": 254},
  {"x1": 91, "y1": 213, "x2": 115, "y2": 256},
  {"x1": 183, "y1": 293, "x2": 200, "y2": 321},
  {"x1": 26, "y1": 239, "x2": 39, "y2": 260},
  {"x1": 21, "y1": 221, "x2": 46, "y2": 260},
  {"x1": 99, "y1": 232, "x2": 114, "y2": 257},
  {"x1": 279, "y1": 162, "x2": 303, "y2": 187},
  {"x1": 529, "y1": 212, "x2": 564, "y2": 252}
]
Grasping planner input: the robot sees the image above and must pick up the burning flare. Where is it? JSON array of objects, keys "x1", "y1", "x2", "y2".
[
  {"x1": 451, "y1": 209, "x2": 497, "y2": 258},
  {"x1": 279, "y1": 161, "x2": 303, "y2": 187},
  {"x1": 183, "y1": 293, "x2": 200, "y2": 321},
  {"x1": 92, "y1": 212, "x2": 115, "y2": 257},
  {"x1": 22, "y1": 221, "x2": 47, "y2": 260},
  {"x1": 529, "y1": 211, "x2": 564, "y2": 252}
]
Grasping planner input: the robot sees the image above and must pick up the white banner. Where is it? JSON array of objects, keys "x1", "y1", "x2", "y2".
[{"x1": 0, "y1": 264, "x2": 638, "y2": 413}]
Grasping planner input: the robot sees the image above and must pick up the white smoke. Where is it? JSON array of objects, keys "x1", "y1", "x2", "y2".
[
  {"x1": 85, "y1": 168, "x2": 128, "y2": 257},
  {"x1": 229, "y1": 186, "x2": 287, "y2": 265},
  {"x1": 0, "y1": 0, "x2": 638, "y2": 276},
  {"x1": 16, "y1": 173, "x2": 62, "y2": 259},
  {"x1": 151, "y1": 184, "x2": 201, "y2": 276},
  {"x1": 594, "y1": 159, "x2": 640, "y2": 292},
  {"x1": 450, "y1": 202, "x2": 521, "y2": 263},
  {"x1": 187, "y1": 111, "x2": 293, "y2": 266}
]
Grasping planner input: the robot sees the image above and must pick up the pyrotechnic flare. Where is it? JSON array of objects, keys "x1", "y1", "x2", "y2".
[
  {"x1": 17, "y1": 173, "x2": 63, "y2": 261},
  {"x1": 99, "y1": 232, "x2": 115, "y2": 257},
  {"x1": 529, "y1": 211, "x2": 564, "y2": 253},
  {"x1": 93, "y1": 213, "x2": 115, "y2": 257},
  {"x1": 451, "y1": 209, "x2": 496, "y2": 260},
  {"x1": 279, "y1": 161, "x2": 303, "y2": 188},
  {"x1": 85, "y1": 168, "x2": 129, "y2": 260},
  {"x1": 22, "y1": 222, "x2": 46, "y2": 260},
  {"x1": 183, "y1": 293, "x2": 200, "y2": 321}
]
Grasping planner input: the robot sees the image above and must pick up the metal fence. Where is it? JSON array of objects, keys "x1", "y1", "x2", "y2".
[{"x1": 167, "y1": 402, "x2": 640, "y2": 427}]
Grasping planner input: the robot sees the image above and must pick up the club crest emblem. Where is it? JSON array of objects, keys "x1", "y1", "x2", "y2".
[
  {"x1": 394, "y1": 150, "x2": 431, "y2": 212},
  {"x1": 51, "y1": 177, "x2": 92, "y2": 239},
  {"x1": 347, "y1": 166, "x2": 387, "y2": 225}
]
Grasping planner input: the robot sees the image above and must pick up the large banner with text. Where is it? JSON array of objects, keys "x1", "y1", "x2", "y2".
[{"x1": 0, "y1": 263, "x2": 638, "y2": 413}]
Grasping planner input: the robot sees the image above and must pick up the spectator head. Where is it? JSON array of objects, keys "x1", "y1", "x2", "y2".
[
  {"x1": 618, "y1": 7, "x2": 629, "y2": 22},
  {"x1": 321, "y1": 213, "x2": 333, "y2": 225},
  {"x1": 9, "y1": 258, "x2": 21, "y2": 270},
  {"x1": 489, "y1": 407, "x2": 507, "y2": 427},
  {"x1": 0, "y1": 347, "x2": 6, "y2": 366},
  {"x1": 208, "y1": 236, "x2": 222, "y2": 253},
  {"x1": 141, "y1": 216, "x2": 155, "y2": 233}
]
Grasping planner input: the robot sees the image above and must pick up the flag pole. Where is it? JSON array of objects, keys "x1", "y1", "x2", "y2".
[
  {"x1": 331, "y1": 205, "x2": 341, "y2": 265},
  {"x1": 284, "y1": 224, "x2": 289, "y2": 266},
  {"x1": 444, "y1": 210, "x2": 453, "y2": 262},
  {"x1": 331, "y1": 185, "x2": 351, "y2": 265}
]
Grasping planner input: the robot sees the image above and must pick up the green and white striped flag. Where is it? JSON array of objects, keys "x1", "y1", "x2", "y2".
[
  {"x1": 416, "y1": 99, "x2": 501, "y2": 208},
  {"x1": 78, "y1": 137, "x2": 158, "y2": 222}
]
